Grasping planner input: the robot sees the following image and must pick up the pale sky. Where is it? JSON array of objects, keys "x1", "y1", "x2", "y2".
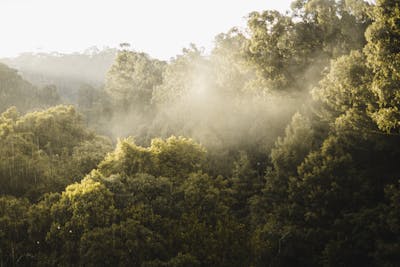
[{"x1": 0, "y1": 0, "x2": 293, "y2": 60}]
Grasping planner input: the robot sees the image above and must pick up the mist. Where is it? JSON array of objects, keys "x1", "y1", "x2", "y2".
[
  {"x1": 104, "y1": 44, "x2": 309, "y2": 152},
  {"x1": 3, "y1": 1, "x2": 399, "y2": 266}
]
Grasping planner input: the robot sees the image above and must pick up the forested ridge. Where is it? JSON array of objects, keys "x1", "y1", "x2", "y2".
[{"x1": 1, "y1": 0, "x2": 400, "y2": 266}]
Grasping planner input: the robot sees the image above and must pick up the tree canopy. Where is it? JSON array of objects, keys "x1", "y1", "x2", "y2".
[{"x1": 1, "y1": 1, "x2": 400, "y2": 266}]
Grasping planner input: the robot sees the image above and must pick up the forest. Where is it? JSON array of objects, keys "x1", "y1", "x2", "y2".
[{"x1": 0, "y1": 0, "x2": 399, "y2": 266}]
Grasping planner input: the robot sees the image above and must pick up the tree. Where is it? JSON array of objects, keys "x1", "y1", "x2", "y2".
[
  {"x1": 365, "y1": 0, "x2": 400, "y2": 133},
  {"x1": 231, "y1": 151, "x2": 261, "y2": 220},
  {"x1": 0, "y1": 63, "x2": 61, "y2": 112},
  {"x1": 47, "y1": 178, "x2": 117, "y2": 266},
  {"x1": 99, "y1": 136, "x2": 206, "y2": 182},
  {"x1": 0, "y1": 105, "x2": 112, "y2": 199},
  {"x1": 0, "y1": 196, "x2": 30, "y2": 267},
  {"x1": 211, "y1": 29, "x2": 257, "y2": 97},
  {"x1": 244, "y1": 0, "x2": 370, "y2": 92},
  {"x1": 151, "y1": 45, "x2": 207, "y2": 105},
  {"x1": 312, "y1": 51, "x2": 373, "y2": 116},
  {"x1": 179, "y1": 172, "x2": 249, "y2": 267},
  {"x1": 105, "y1": 46, "x2": 165, "y2": 112}
]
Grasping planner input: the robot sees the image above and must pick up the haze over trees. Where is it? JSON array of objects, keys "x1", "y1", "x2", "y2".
[
  {"x1": 1, "y1": 0, "x2": 400, "y2": 266},
  {"x1": 0, "y1": 47, "x2": 117, "y2": 102}
]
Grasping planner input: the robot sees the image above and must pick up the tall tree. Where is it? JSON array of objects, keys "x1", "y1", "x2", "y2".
[
  {"x1": 105, "y1": 45, "x2": 165, "y2": 112},
  {"x1": 365, "y1": 0, "x2": 400, "y2": 133}
]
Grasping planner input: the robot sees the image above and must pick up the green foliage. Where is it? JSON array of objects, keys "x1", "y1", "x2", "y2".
[
  {"x1": 365, "y1": 0, "x2": 400, "y2": 133},
  {"x1": 312, "y1": 51, "x2": 373, "y2": 115},
  {"x1": 0, "y1": 196, "x2": 30, "y2": 267},
  {"x1": 211, "y1": 29, "x2": 256, "y2": 97},
  {"x1": 77, "y1": 83, "x2": 113, "y2": 135},
  {"x1": 248, "y1": 4, "x2": 400, "y2": 263},
  {"x1": 1, "y1": 1, "x2": 400, "y2": 266},
  {"x1": 151, "y1": 136, "x2": 207, "y2": 180},
  {"x1": 0, "y1": 63, "x2": 60, "y2": 112},
  {"x1": 271, "y1": 112, "x2": 315, "y2": 176},
  {"x1": 106, "y1": 47, "x2": 165, "y2": 112},
  {"x1": 245, "y1": 10, "x2": 299, "y2": 91},
  {"x1": 179, "y1": 172, "x2": 250, "y2": 267},
  {"x1": 245, "y1": 0, "x2": 370, "y2": 92},
  {"x1": 152, "y1": 45, "x2": 206, "y2": 105},
  {"x1": 0, "y1": 105, "x2": 112, "y2": 199},
  {"x1": 0, "y1": 133, "x2": 249, "y2": 266},
  {"x1": 99, "y1": 136, "x2": 206, "y2": 181},
  {"x1": 231, "y1": 151, "x2": 261, "y2": 220},
  {"x1": 46, "y1": 178, "x2": 117, "y2": 265}
]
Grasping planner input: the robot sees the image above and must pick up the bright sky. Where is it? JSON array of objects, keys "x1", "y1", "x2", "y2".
[{"x1": 0, "y1": 0, "x2": 293, "y2": 60}]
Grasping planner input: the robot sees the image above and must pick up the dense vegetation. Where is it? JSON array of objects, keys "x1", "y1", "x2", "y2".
[{"x1": 1, "y1": 0, "x2": 400, "y2": 266}]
